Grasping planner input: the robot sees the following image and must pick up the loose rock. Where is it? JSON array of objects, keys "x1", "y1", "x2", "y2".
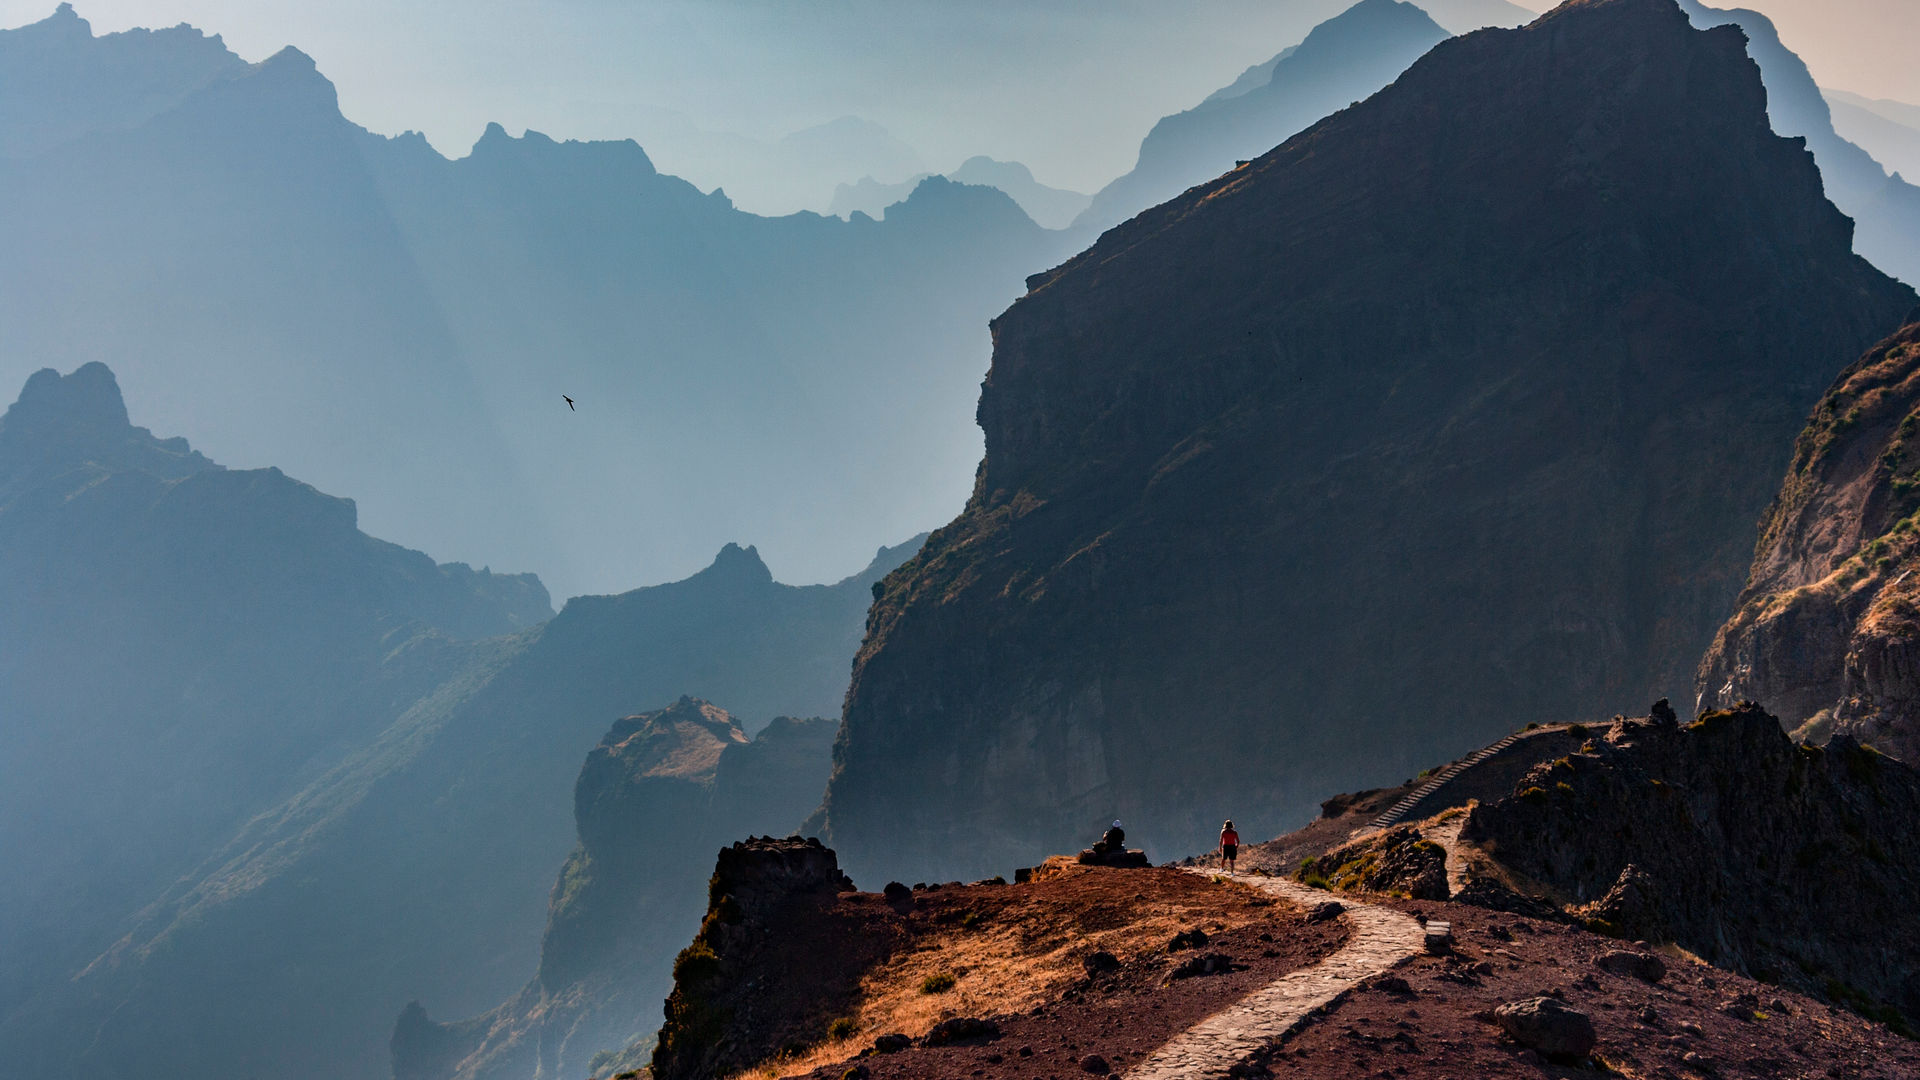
[
  {"x1": 1595, "y1": 949, "x2": 1666, "y2": 983},
  {"x1": 1492, "y1": 995, "x2": 1598, "y2": 1058}
]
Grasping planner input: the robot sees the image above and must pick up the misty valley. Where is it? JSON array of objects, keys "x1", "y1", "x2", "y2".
[{"x1": 4, "y1": 2, "x2": 1920, "y2": 1079}]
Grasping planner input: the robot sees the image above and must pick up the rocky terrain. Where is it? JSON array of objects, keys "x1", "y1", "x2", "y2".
[
  {"x1": 648, "y1": 839, "x2": 1345, "y2": 1080},
  {"x1": 638, "y1": 832, "x2": 1917, "y2": 1080},
  {"x1": 820, "y1": 0, "x2": 1919, "y2": 886},
  {"x1": 1251, "y1": 699, "x2": 1920, "y2": 1032},
  {"x1": 393, "y1": 700, "x2": 839, "y2": 1080},
  {"x1": 1460, "y1": 703, "x2": 1920, "y2": 1030},
  {"x1": 1697, "y1": 315, "x2": 1920, "y2": 759}
]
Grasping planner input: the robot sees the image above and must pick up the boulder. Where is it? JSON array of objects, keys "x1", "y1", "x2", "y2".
[
  {"x1": 1306, "y1": 900, "x2": 1346, "y2": 923},
  {"x1": 1076, "y1": 847, "x2": 1150, "y2": 868},
  {"x1": 1492, "y1": 996, "x2": 1597, "y2": 1058},
  {"x1": 1168, "y1": 953, "x2": 1233, "y2": 980},
  {"x1": 1594, "y1": 949, "x2": 1666, "y2": 983},
  {"x1": 922, "y1": 1017, "x2": 1000, "y2": 1046},
  {"x1": 1168, "y1": 929, "x2": 1209, "y2": 951}
]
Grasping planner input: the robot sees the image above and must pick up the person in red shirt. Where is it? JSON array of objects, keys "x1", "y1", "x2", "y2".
[{"x1": 1219, "y1": 820, "x2": 1240, "y2": 873}]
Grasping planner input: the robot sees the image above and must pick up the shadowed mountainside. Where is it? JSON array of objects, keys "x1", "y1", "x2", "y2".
[{"x1": 818, "y1": 0, "x2": 1917, "y2": 887}]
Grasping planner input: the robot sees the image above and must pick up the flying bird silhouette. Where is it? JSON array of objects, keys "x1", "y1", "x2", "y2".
[{"x1": 563, "y1": 395, "x2": 574, "y2": 411}]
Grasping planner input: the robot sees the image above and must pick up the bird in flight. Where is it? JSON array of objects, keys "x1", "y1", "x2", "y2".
[{"x1": 563, "y1": 395, "x2": 575, "y2": 411}]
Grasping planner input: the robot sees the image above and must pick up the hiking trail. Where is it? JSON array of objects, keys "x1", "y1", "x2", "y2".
[{"x1": 1125, "y1": 872, "x2": 1426, "y2": 1079}]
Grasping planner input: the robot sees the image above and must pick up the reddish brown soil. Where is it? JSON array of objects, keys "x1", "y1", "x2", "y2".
[
  {"x1": 791, "y1": 870, "x2": 1348, "y2": 1080},
  {"x1": 783, "y1": 886, "x2": 1917, "y2": 1080},
  {"x1": 1250, "y1": 897, "x2": 1919, "y2": 1080}
]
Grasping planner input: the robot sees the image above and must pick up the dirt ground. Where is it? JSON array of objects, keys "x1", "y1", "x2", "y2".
[
  {"x1": 1252, "y1": 896, "x2": 1919, "y2": 1080},
  {"x1": 770, "y1": 881, "x2": 1919, "y2": 1080},
  {"x1": 752, "y1": 864, "x2": 1348, "y2": 1080}
]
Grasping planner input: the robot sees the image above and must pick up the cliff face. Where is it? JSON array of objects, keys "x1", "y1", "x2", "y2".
[
  {"x1": 390, "y1": 702, "x2": 839, "y2": 1080},
  {"x1": 822, "y1": 0, "x2": 1917, "y2": 884},
  {"x1": 1696, "y1": 316, "x2": 1920, "y2": 757},
  {"x1": 1461, "y1": 704, "x2": 1920, "y2": 1029}
]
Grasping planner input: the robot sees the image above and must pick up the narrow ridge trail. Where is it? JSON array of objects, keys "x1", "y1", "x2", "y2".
[{"x1": 1126, "y1": 873, "x2": 1426, "y2": 1079}]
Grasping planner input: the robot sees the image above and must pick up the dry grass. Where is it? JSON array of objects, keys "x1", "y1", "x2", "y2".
[{"x1": 728, "y1": 864, "x2": 1286, "y2": 1079}]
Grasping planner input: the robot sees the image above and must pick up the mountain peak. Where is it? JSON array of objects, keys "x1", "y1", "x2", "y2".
[
  {"x1": 0, "y1": 362, "x2": 214, "y2": 487},
  {"x1": 5, "y1": 361, "x2": 129, "y2": 433},
  {"x1": 703, "y1": 542, "x2": 774, "y2": 585},
  {"x1": 37, "y1": 2, "x2": 88, "y2": 36}
]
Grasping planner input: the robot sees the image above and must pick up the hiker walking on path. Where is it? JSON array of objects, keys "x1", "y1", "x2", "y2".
[{"x1": 1219, "y1": 820, "x2": 1240, "y2": 873}]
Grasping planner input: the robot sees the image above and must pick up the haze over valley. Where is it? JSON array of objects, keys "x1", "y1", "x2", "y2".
[{"x1": 5, "y1": 2, "x2": 1920, "y2": 1079}]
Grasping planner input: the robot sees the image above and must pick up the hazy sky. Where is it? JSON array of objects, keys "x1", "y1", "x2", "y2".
[{"x1": 8, "y1": 0, "x2": 1913, "y2": 213}]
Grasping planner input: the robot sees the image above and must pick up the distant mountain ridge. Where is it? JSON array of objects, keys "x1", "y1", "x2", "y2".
[
  {"x1": 0, "y1": 3, "x2": 1063, "y2": 598},
  {"x1": 1074, "y1": 0, "x2": 1452, "y2": 231},
  {"x1": 1824, "y1": 88, "x2": 1920, "y2": 186},
  {"x1": 0, "y1": 361, "x2": 927, "y2": 1080},
  {"x1": 1677, "y1": 1, "x2": 1920, "y2": 285},
  {"x1": 831, "y1": 156, "x2": 1092, "y2": 229},
  {"x1": 0, "y1": 362, "x2": 547, "y2": 1042}
]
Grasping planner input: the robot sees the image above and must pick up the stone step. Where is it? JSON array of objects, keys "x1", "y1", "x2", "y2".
[{"x1": 1366, "y1": 732, "x2": 1527, "y2": 829}]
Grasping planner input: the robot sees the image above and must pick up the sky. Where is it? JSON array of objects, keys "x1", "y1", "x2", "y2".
[{"x1": 1, "y1": 0, "x2": 1912, "y2": 213}]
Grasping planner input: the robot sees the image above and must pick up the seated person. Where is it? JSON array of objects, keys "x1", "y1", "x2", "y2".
[{"x1": 1094, "y1": 820, "x2": 1126, "y2": 854}]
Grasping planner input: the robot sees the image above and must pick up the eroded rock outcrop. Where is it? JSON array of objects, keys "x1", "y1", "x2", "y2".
[
  {"x1": 390, "y1": 702, "x2": 838, "y2": 1080},
  {"x1": 821, "y1": 0, "x2": 1917, "y2": 884},
  {"x1": 1697, "y1": 315, "x2": 1920, "y2": 760},
  {"x1": 1461, "y1": 703, "x2": 1920, "y2": 1028},
  {"x1": 651, "y1": 837, "x2": 859, "y2": 1080}
]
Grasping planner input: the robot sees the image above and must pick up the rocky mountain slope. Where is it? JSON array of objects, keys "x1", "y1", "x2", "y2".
[
  {"x1": 0, "y1": 362, "x2": 926, "y2": 1080},
  {"x1": 819, "y1": 0, "x2": 1918, "y2": 886},
  {"x1": 1696, "y1": 314, "x2": 1920, "y2": 756},
  {"x1": 1074, "y1": 0, "x2": 1450, "y2": 232},
  {"x1": 392, "y1": 700, "x2": 839, "y2": 1080},
  {"x1": 1457, "y1": 703, "x2": 1920, "y2": 1030},
  {"x1": 0, "y1": 3, "x2": 1063, "y2": 596},
  {"x1": 0, "y1": 362, "x2": 546, "y2": 1030}
]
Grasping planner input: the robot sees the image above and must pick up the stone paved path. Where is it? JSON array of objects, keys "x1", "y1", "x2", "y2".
[
  {"x1": 1425, "y1": 814, "x2": 1473, "y2": 896},
  {"x1": 1125, "y1": 873, "x2": 1426, "y2": 1079}
]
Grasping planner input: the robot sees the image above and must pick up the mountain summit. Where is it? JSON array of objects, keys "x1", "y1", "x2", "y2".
[{"x1": 820, "y1": 0, "x2": 1916, "y2": 884}]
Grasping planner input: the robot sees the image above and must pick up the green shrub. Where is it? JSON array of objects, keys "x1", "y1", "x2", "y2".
[
  {"x1": 920, "y1": 972, "x2": 956, "y2": 994},
  {"x1": 827, "y1": 1016, "x2": 858, "y2": 1041},
  {"x1": 1566, "y1": 723, "x2": 1589, "y2": 739}
]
